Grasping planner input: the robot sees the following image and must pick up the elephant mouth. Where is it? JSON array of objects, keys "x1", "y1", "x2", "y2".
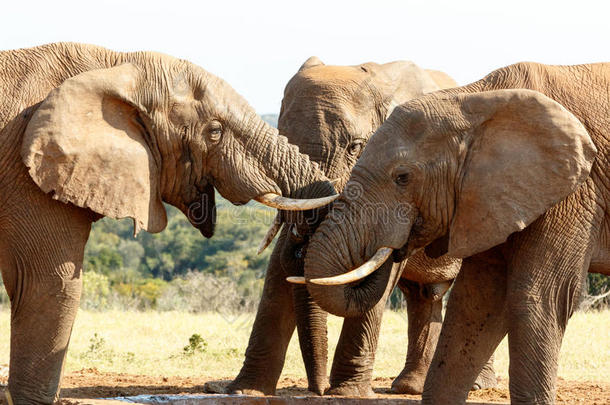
[
  {"x1": 185, "y1": 183, "x2": 217, "y2": 238},
  {"x1": 308, "y1": 246, "x2": 394, "y2": 285},
  {"x1": 257, "y1": 200, "x2": 334, "y2": 255},
  {"x1": 293, "y1": 222, "x2": 415, "y2": 286},
  {"x1": 392, "y1": 244, "x2": 409, "y2": 263}
]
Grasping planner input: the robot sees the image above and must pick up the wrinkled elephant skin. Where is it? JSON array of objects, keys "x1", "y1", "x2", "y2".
[
  {"x1": 305, "y1": 62, "x2": 608, "y2": 404},
  {"x1": 229, "y1": 58, "x2": 495, "y2": 396},
  {"x1": 0, "y1": 43, "x2": 334, "y2": 404}
]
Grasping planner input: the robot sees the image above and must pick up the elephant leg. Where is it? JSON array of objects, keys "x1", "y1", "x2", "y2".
[
  {"x1": 0, "y1": 201, "x2": 91, "y2": 404},
  {"x1": 505, "y1": 225, "x2": 591, "y2": 405},
  {"x1": 391, "y1": 279, "x2": 443, "y2": 395},
  {"x1": 325, "y1": 301, "x2": 384, "y2": 397},
  {"x1": 325, "y1": 262, "x2": 403, "y2": 397},
  {"x1": 292, "y1": 285, "x2": 329, "y2": 395},
  {"x1": 393, "y1": 278, "x2": 497, "y2": 394},
  {"x1": 472, "y1": 353, "x2": 497, "y2": 390},
  {"x1": 227, "y1": 239, "x2": 296, "y2": 395},
  {"x1": 423, "y1": 249, "x2": 508, "y2": 405}
]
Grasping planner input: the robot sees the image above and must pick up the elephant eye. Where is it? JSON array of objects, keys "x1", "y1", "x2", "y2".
[
  {"x1": 395, "y1": 172, "x2": 409, "y2": 186},
  {"x1": 207, "y1": 121, "x2": 223, "y2": 142},
  {"x1": 347, "y1": 140, "x2": 363, "y2": 157}
]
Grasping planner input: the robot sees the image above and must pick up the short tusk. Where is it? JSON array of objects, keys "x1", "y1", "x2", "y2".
[
  {"x1": 257, "y1": 213, "x2": 283, "y2": 254},
  {"x1": 255, "y1": 193, "x2": 339, "y2": 211},
  {"x1": 286, "y1": 276, "x2": 306, "y2": 284},
  {"x1": 309, "y1": 247, "x2": 393, "y2": 285}
]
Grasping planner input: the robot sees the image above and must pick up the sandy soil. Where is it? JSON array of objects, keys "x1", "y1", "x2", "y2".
[{"x1": 0, "y1": 368, "x2": 607, "y2": 404}]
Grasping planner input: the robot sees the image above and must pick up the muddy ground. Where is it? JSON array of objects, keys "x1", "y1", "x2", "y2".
[{"x1": 1, "y1": 369, "x2": 608, "y2": 404}]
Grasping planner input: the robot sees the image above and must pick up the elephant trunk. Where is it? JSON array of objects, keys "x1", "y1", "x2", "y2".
[
  {"x1": 217, "y1": 112, "x2": 337, "y2": 208},
  {"x1": 303, "y1": 195, "x2": 407, "y2": 317},
  {"x1": 292, "y1": 285, "x2": 329, "y2": 394},
  {"x1": 254, "y1": 117, "x2": 336, "y2": 202}
]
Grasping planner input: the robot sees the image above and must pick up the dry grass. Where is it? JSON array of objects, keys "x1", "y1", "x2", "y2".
[{"x1": 0, "y1": 309, "x2": 607, "y2": 381}]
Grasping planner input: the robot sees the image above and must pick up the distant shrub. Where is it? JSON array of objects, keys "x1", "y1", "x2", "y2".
[
  {"x1": 78, "y1": 268, "x2": 262, "y2": 313},
  {"x1": 0, "y1": 286, "x2": 8, "y2": 309},
  {"x1": 580, "y1": 273, "x2": 610, "y2": 311},
  {"x1": 81, "y1": 271, "x2": 112, "y2": 310},
  {"x1": 80, "y1": 332, "x2": 114, "y2": 363},
  {"x1": 182, "y1": 333, "x2": 207, "y2": 356},
  {"x1": 157, "y1": 271, "x2": 259, "y2": 314}
]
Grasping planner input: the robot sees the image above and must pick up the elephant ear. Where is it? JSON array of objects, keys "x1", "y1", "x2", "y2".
[
  {"x1": 378, "y1": 61, "x2": 441, "y2": 118},
  {"x1": 448, "y1": 89, "x2": 596, "y2": 258},
  {"x1": 22, "y1": 63, "x2": 167, "y2": 235}
]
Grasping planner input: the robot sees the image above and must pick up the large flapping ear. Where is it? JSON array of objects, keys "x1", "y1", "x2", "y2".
[
  {"x1": 448, "y1": 89, "x2": 596, "y2": 258},
  {"x1": 378, "y1": 61, "x2": 441, "y2": 118},
  {"x1": 22, "y1": 63, "x2": 167, "y2": 235},
  {"x1": 299, "y1": 56, "x2": 324, "y2": 71}
]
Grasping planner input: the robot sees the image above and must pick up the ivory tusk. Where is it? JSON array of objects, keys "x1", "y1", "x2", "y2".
[
  {"x1": 257, "y1": 213, "x2": 283, "y2": 254},
  {"x1": 309, "y1": 247, "x2": 393, "y2": 285},
  {"x1": 286, "y1": 276, "x2": 306, "y2": 284},
  {"x1": 255, "y1": 193, "x2": 339, "y2": 211}
]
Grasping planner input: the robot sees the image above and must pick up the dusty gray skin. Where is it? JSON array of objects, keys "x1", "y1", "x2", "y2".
[
  {"x1": 0, "y1": 43, "x2": 334, "y2": 404},
  {"x1": 228, "y1": 57, "x2": 495, "y2": 397},
  {"x1": 303, "y1": 62, "x2": 607, "y2": 404}
]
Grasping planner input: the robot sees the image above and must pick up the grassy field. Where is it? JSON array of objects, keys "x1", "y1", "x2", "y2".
[{"x1": 0, "y1": 309, "x2": 607, "y2": 382}]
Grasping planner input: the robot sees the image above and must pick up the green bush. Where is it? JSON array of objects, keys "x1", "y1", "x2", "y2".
[{"x1": 182, "y1": 333, "x2": 208, "y2": 356}]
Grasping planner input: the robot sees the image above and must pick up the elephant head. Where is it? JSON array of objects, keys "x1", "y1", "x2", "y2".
[
  {"x1": 227, "y1": 57, "x2": 459, "y2": 397},
  {"x1": 262, "y1": 57, "x2": 455, "y2": 252},
  {"x1": 302, "y1": 83, "x2": 596, "y2": 317},
  {"x1": 278, "y1": 57, "x2": 448, "y2": 190},
  {"x1": 21, "y1": 46, "x2": 336, "y2": 239}
]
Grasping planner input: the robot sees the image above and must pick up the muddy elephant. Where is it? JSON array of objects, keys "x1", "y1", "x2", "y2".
[
  {"x1": 228, "y1": 57, "x2": 495, "y2": 396},
  {"x1": 0, "y1": 43, "x2": 337, "y2": 404},
  {"x1": 301, "y1": 62, "x2": 609, "y2": 404}
]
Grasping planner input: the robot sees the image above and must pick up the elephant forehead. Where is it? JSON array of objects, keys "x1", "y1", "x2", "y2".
[
  {"x1": 299, "y1": 64, "x2": 369, "y2": 84},
  {"x1": 281, "y1": 99, "x2": 374, "y2": 146},
  {"x1": 289, "y1": 68, "x2": 380, "y2": 108}
]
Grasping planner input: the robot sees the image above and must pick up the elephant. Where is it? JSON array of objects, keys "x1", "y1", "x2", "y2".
[
  {"x1": 228, "y1": 57, "x2": 495, "y2": 397},
  {"x1": 301, "y1": 61, "x2": 609, "y2": 404},
  {"x1": 0, "y1": 43, "x2": 337, "y2": 404}
]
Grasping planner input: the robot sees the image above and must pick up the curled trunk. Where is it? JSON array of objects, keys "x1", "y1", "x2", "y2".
[
  {"x1": 217, "y1": 111, "x2": 336, "y2": 205},
  {"x1": 304, "y1": 197, "x2": 405, "y2": 317}
]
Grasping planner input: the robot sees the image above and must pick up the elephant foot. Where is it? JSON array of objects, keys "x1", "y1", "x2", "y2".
[
  {"x1": 307, "y1": 379, "x2": 330, "y2": 396},
  {"x1": 5, "y1": 390, "x2": 55, "y2": 405},
  {"x1": 390, "y1": 369, "x2": 425, "y2": 394},
  {"x1": 471, "y1": 362, "x2": 498, "y2": 391},
  {"x1": 325, "y1": 383, "x2": 375, "y2": 397},
  {"x1": 223, "y1": 378, "x2": 276, "y2": 396},
  {"x1": 226, "y1": 387, "x2": 267, "y2": 396}
]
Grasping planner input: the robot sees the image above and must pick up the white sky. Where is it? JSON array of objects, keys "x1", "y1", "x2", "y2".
[{"x1": 3, "y1": 0, "x2": 609, "y2": 113}]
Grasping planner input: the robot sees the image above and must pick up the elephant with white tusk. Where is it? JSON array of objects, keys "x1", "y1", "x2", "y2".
[
  {"x1": 0, "y1": 43, "x2": 336, "y2": 404},
  {"x1": 228, "y1": 57, "x2": 496, "y2": 397},
  {"x1": 303, "y1": 62, "x2": 608, "y2": 404}
]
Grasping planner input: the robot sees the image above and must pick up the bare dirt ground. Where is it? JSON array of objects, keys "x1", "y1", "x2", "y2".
[{"x1": 1, "y1": 369, "x2": 608, "y2": 404}]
